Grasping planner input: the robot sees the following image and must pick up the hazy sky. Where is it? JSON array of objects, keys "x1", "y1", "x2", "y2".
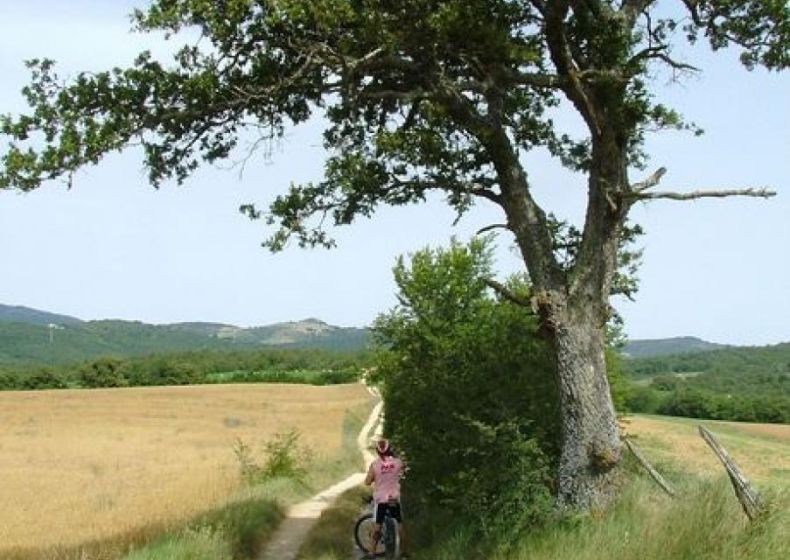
[{"x1": 1, "y1": 1, "x2": 788, "y2": 345}]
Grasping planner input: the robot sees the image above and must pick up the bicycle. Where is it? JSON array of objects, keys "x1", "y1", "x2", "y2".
[{"x1": 354, "y1": 496, "x2": 400, "y2": 559}]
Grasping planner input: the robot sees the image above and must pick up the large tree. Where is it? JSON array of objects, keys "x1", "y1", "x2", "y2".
[{"x1": 1, "y1": 1, "x2": 785, "y2": 508}]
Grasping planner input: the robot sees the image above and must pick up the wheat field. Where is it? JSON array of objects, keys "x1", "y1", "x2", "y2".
[{"x1": 0, "y1": 383, "x2": 373, "y2": 553}]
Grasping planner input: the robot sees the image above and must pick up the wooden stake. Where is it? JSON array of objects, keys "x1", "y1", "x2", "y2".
[
  {"x1": 625, "y1": 439, "x2": 676, "y2": 497},
  {"x1": 698, "y1": 426, "x2": 763, "y2": 521}
]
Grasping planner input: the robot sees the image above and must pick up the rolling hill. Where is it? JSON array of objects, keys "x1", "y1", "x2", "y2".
[
  {"x1": 621, "y1": 336, "x2": 727, "y2": 358},
  {"x1": 0, "y1": 304, "x2": 370, "y2": 365}
]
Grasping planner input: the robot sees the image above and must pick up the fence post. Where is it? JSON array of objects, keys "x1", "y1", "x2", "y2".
[
  {"x1": 625, "y1": 439, "x2": 676, "y2": 497},
  {"x1": 698, "y1": 426, "x2": 763, "y2": 521}
]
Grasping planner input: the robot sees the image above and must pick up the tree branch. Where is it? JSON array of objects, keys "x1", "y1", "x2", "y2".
[
  {"x1": 483, "y1": 278, "x2": 534, "y2": 309},
  {"x1": 630, "y1": 187, "x2": 776, "y2": 202},
  {"x1": 629, "y1": 47, "x2": 701, "y2": 72},
  {"x1": 630, "y1": 166, "x2": 667, "y2": 192},
  {"x1": 621, "y1": 0, "x2": 656, "y2": 25},
  {"x1": 476, "y1": 223, "x2": 510, "y2": 235},
  {"x1": 544, "y1": 1, "x2": 603, "y2": 136}
]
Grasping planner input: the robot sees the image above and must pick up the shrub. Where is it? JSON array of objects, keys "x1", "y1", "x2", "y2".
[
  {"x1": 234, "y1": 430, "x2": 311, "y2": 485},
  {"x1": 21, "y1": 368, "x2": 67, "y2": 390},
  {"x1": 374, "y1": 239, "x2": 559, "y2": 533},
  {"x1": 79, "y1": 357, "x2": 129, "y2": 388}
]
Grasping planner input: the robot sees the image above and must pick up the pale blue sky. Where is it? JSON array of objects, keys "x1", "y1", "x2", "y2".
[{"x1": 0, "y1": 1, "x2": 788, "y2": 345}]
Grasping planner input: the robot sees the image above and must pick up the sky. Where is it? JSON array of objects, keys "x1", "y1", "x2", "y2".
[{"x1": 0, "y1": 1, "x2": 788, "y2": 345}]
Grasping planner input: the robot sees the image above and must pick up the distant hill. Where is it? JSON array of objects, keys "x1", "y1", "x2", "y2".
[
  {"x1": 0, "y1": 304, "x2": 83, "y2": 326},
  {"x1": 0, "y1": 305, "x2": 370, "y2": 366},
  {"x1": 621, "y1": 336, "x2": 727, "y2": 358}
]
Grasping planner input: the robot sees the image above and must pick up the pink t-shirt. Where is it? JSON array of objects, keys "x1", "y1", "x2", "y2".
[{"x1": 370, "y1": 456, "x2": 404, "y2": 503}]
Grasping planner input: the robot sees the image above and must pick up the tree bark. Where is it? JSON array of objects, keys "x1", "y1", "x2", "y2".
[
  {"x1": 551, "y1": 304, "x2": 622, "y2": 509},
  {"x1": 491, "y1": 132, "x2": 626, "y2": 510}
]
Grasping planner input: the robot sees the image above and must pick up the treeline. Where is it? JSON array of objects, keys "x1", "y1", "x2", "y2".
[
  {"x1": 0, "y1": 347, "x2": 371, "y2": 390},
  {"x1": 623, "y1": 342, "x2": 790, "y2": 377},
  {"x1": 624, "y1": 344, "x2": 790, "y2": 423}
]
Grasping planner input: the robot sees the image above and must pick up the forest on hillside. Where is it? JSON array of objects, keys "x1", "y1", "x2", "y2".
[{"x1": 623, "y1": 343, "x2": 790, "y2": 423}]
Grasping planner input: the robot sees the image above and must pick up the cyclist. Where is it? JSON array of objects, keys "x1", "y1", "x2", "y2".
[{"x1": 364, "y1": 438, "x2": 408, "y2": 558}]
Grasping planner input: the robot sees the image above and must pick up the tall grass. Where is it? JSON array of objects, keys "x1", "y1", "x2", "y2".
[{"x1": 414, "y1": 477, "x2": 788, "y2": 560}]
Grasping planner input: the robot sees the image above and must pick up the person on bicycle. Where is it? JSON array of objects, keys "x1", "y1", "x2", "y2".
[{"x1": 364, "y1": 438, "x2": 408, "y2": 558}]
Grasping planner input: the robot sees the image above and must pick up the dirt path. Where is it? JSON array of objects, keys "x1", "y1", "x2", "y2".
[{"x1": 257, "y1": 388, "x2": 383, "y2": 560}]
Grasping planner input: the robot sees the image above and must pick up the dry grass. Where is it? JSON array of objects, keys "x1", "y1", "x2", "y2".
[
  {"x1": 623, "y1": 414, "x2": 790, "y2": 485},
  {"x1": 0, "y1": 383, "x2": 373, "y2": 554}
]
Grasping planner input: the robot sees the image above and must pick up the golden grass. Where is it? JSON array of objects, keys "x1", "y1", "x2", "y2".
[
  {"x1": 623, "y1": 414, "x2": 790, "y2": 485},
  {"x1": 0, "y1": 383, "x2": 373, "y2": 553}
]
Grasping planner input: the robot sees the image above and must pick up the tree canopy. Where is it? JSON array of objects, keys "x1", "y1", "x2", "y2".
[{"x1": 1, "y1": 0, "x2": 785, "y2": 509}]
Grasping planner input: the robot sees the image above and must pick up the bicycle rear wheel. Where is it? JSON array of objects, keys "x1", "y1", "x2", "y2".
[
  {"x1": 383, "y1": 517, "x2": 399, "y2": 559},
  {"x1": 354, "y1": 513, "x2": 382, "y2": 555}
]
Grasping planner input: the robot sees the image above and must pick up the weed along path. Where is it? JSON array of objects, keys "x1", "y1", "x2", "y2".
[{"x1": 258, "y1": 387, "x2": 383, "y2": 560}]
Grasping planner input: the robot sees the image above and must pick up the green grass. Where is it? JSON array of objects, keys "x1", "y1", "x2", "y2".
[
  {"x1": 414, "y1": 478, "x2": 789, "y2": 560},
  {"x1": 296, "y1": 486, "x2": 370, "y2": 560},
  {"x1": 297, "y1": 413, "x2": 789, "y2": 560}
]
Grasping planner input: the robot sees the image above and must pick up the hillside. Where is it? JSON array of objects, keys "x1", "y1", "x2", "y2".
[
  {"x1": 0, "y1": 304, "x2": 370, "y2": 365},
  {"x1": 621, "y1": 336, "x2": 726, "y2": 358},
  {"x1": 623, "y1": 341, "x2": 790, "y2": 377},
  {"x1": 0, "y1": 304, "x2": 83, "y2": 326},
  {"x1": 623, "y1": 342, "x2": 790, "y2": 423}
]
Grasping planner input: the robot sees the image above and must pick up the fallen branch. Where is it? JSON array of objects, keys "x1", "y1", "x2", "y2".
[
  {"x1": 698, "y1": 426, "x2": 763, "y2": 521},
  {"x1": 625, "y1": 439, "x2": 676, "y2": 497}
]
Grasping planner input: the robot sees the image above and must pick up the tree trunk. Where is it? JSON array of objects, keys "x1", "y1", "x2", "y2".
[{"x1": 551, "y1": 304, "x2": 622, "y2": 510}]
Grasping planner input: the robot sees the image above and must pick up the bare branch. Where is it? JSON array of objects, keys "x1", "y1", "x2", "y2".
[
  {"x1": 483, "y1": 278, "x2": 534, "y2": 309},
  {"x1": 629, "y1": 47, "x2": 701, "y2": 72},
  {"x1": 631, "y1": 166, "x2": 667, "y2": 191},
  {"x1": 476, "y1": 223, "x2": 510, "y2": 235},
  {"x1": 631, "y1": 187, "x2": 776, "y2": 202}
]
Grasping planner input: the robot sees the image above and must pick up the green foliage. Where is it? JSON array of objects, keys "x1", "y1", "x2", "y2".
[
  {"x1": 260, "y1": 430, "x2": 311, "y2": 482},
  {"x1": 410, "y1": 477, "x2": 790, "y2": 560},
  {"x1": 0, "y1": 347, "x2": 369, "y2": 391},
  {"x1": 1, "y1": 0, "x2": 784, "y2": 248},
  {"x1": 374, "y1": 238, "x2": 558, "y2": 533},
  {"x1": 19, "y1": 368, "x2": 68, "y2": 390},
  {"x1": 624, "y1": 343, "x2": 790, "y2": 423},
  {"x1": 234, "y1": 431, "x2": 311, "y2": 486},
  {"x1": 79, "y1": 357, "x2": 129, "y2": 388}
]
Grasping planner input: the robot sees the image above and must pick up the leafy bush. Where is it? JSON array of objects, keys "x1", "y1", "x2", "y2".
[
  {"x1": 79, "y1": 357, "x2": 129, "y2": 388},
  {"x1": 374, "y1": 238, "x2": 558, "y2": 534},
  {"x1": 234, "y1": 430, "x2": 311, "y2": 486},
  {"x1": 260, "y1": 430, "x2": 310, "y2": 482},
  {"x1": 20, "y1": 368, "x2": 68, "y2": 389}
]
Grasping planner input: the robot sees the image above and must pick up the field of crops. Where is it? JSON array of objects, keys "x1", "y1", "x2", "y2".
[{"x1": 0, "y1": 383, "x2": 373, "y2": 553}]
